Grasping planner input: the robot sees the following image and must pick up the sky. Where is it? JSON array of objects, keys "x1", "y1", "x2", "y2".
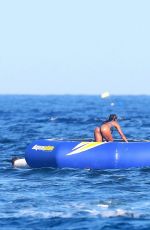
[{"x1": 0, "y1": 0, "x2": 150, "y2": 95}]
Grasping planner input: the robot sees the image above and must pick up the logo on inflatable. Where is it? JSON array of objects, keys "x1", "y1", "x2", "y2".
[{"x1": 32, "y1": 145, "x2": 55, "y2": 151}]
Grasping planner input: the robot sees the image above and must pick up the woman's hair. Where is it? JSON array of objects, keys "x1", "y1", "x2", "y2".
[
  {"x1": 108, "y1": 114, "x2": 117, "y2": 121},
  {"x1": 102, "y1": 114, "x2": 117, "y2": 124}
]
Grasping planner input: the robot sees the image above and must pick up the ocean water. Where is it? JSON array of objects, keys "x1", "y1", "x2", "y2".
[{"x1": 1, "y1": 95, "x2": 150, "y2": 230}]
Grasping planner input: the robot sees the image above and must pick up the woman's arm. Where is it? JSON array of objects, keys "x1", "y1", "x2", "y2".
[{"x1": 114, "y1": 122, "x2": 128, "y2": 142}]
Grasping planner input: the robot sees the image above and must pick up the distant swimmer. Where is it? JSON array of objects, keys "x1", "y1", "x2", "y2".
[{"x1": 94, "y1": 114, "x2": 128, "y2": 142}]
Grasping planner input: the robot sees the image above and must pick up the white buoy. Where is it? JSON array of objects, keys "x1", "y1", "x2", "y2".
[
  {"x1": 110, "y1": 102, "x2": 115, "y2": 106},
  {"x1": 12, "y1": 157, "x2": 28, "y2": 168},
  {"x1": 101, "y1": 91, "x2": 110, "y2": 99}
]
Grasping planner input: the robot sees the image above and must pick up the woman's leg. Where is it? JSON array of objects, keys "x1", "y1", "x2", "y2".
[{"x1": 94, "y1": 127, "x2": 102, "y2": 142}]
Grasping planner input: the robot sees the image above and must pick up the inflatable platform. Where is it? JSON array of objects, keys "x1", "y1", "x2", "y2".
[{"x1": 16, "y1": 139, "x2": 150, "y2": 169}]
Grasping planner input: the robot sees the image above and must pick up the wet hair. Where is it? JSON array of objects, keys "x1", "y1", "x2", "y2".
[
  {"x1": 108, "y1": 114, "x2": 117, "y2": 121},
  {"x1": 103, "y1": 114, "x2": 117, "y2": 124}
]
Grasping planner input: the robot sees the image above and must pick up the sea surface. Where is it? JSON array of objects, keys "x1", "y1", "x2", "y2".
[{"x1": 1, "y1": 95, "x2": 150, "y2": 230}]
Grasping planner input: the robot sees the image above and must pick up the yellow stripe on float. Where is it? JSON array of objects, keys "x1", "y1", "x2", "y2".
[{"x1": 67, "y1": 142, "x2": 105, "y2": 156}]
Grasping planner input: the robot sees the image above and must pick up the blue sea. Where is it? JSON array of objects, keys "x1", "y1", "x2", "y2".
[{"x1": 1, "y1": 95, "x2": 150, "y2": 230}]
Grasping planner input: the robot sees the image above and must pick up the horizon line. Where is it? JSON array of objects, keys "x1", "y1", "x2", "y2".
[{"x1": 0, "y1": 93, "x2": 150, "y2": 96}]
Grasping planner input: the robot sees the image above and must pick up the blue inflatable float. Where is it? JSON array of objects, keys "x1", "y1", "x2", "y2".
[{"x1": 24, "y1": 139, "x2": 150, "y2": 169}]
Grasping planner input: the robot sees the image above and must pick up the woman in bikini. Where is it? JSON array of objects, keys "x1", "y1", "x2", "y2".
[{"x1": 94, "y1": 114, "x2": 128, "y2": 142}]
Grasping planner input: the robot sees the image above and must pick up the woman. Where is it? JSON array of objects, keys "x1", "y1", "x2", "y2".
[{"x1": 94, "y1": 114, "x2": 128, "y2": 142}]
